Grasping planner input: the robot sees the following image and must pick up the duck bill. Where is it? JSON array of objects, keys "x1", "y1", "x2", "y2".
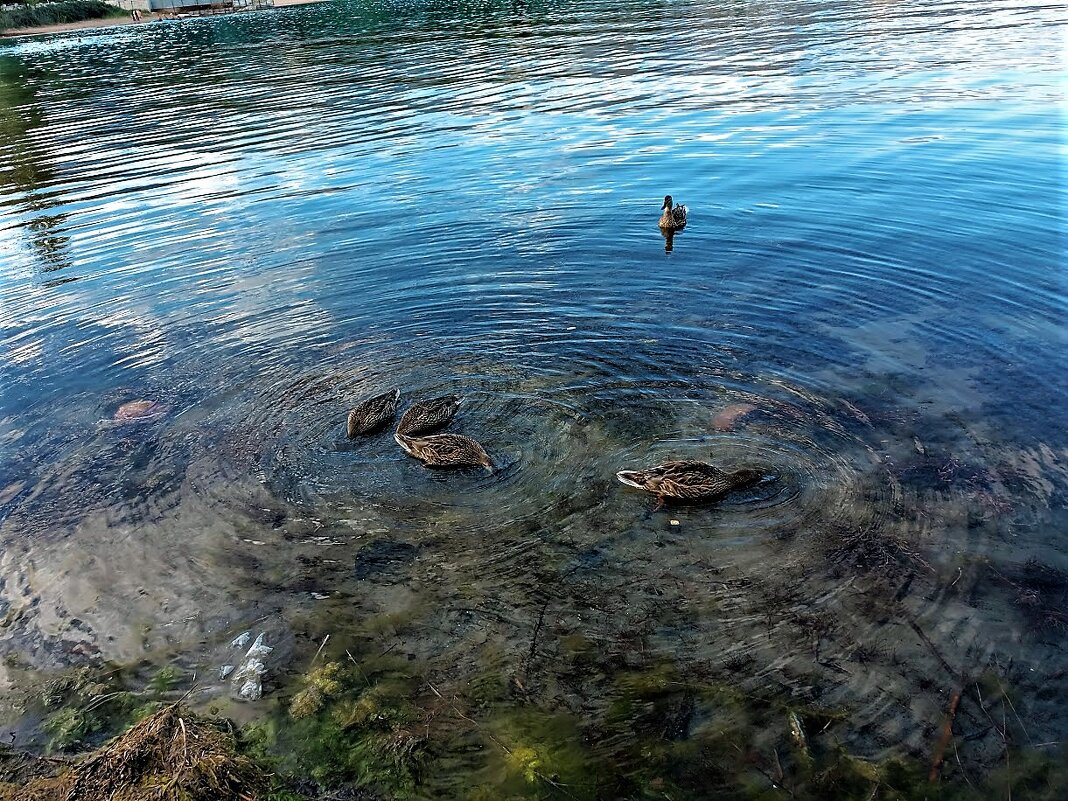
[{"x1": 615, "y1": 470, "x2": 644, "y2": 488}]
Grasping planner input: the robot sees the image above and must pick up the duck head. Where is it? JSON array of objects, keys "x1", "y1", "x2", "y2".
[
  {"x1": 729, "y1": 468, "x2": 763, "y2": 489},
  {"x1": 662, "y1": 195, "x2": 673, "y2": 210}
]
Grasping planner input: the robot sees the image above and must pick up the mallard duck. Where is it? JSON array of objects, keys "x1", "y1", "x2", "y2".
[
  {"x1": 346, "y1": 389, "x2": 401, "y2": 437},
  {"x1": 659, "y1": 195, "x2": 687, "y2": 230},
  {"x1": 616, "y1": 460, "x2": 760, "y2": 504},
  {"x1": 395, "y1": 432, "x2": 494, "y2": 470},
  {"x1": 396, "y1": 395, "x2": 463, "y2": 436}
]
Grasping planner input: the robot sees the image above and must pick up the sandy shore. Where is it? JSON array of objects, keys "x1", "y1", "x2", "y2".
[{"x1": 1, "y1": 0, "x2": 326, "y2": 38}]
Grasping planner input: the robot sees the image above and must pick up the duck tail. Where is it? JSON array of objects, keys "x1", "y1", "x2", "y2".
[{"x1": 615, "y1": 470, "x2": 646, "y2": 488}]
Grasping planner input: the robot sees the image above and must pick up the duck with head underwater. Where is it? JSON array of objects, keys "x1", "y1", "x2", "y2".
[
  {"x1": 395, "y1": 431, "x2": 495, "y2": 471},
  {"x1": 396, "y1": 394, "x2": 463, "y2": 437},
  {"x1": 346, "y1": 388, "x2": 401, "y2": 438},
  {"x1": 659, "y1": 195, "x2": 687, "y2": 231},
  {"x1": 616, "y1": 457, "x2": 761, "y2": 506}
]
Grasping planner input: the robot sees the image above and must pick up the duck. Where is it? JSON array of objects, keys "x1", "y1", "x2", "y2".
[
  {"x1": 658, "y1": 195, "x2": 687, "y2": 230},
  {"x1": 395, "y1": 432, "x2": 494, "y2": 470},
  {"x1": 346, "y1": 389, "x2": 401, "y2": 438},
  {"x1": 396, "y1": 395, "x2": 463, "y2": 437},
  {"x1": 616, "y1": 459, "x2": 760, "y2": 504}
]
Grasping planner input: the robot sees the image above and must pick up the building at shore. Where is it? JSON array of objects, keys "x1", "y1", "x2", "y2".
[{"x1": 147, "y1": 0, "x2": 275, "y2": 13}]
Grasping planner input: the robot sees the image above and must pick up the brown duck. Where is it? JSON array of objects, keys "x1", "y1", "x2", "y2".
[
  {"x1": 396, "y1": 395, "x2": 463, "y2": 437},
  {"x1": 346, "y1": 389, "x2": 401, "y2": 437},
  {"x1": 616, "y1": 460, "x2": 760, "y2": 504},
  {"x1": 658, "y1": 195, "x2": 687, "y2": 231},
  {"x1": 395, "y1": 432, "x2": 494, "y2": 470}
]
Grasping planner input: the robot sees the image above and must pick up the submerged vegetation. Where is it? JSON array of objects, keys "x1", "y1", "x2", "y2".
[
  {"x1": 0, "y1": 1, "x2": 126, "y2": 33},
  {"x1": 1, "y1": 656, "x2": 1066, "y2": 801}
]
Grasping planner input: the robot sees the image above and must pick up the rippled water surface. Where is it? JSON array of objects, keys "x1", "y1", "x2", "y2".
[{"x1": 1, "y1": 0, "x2": 1065, "y2": 795}]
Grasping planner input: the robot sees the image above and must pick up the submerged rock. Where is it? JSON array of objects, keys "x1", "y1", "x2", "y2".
[
  {"x1": 712, "y1": 403, "x2": 757, "y2": 431},
  {"x1": 113, "y1": 400, "x2": 167, "y2": 422}
]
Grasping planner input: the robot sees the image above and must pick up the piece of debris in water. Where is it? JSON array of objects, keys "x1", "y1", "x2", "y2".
[
  {"x1": 231, "y1": 632, "x2": 273, "y2": 701},
  {"x1": 229, "y1": 631, "x2": 251, "y2": 649},
  {"x1": 712, "y1": 403, "x2": 757, "y2": 431},
  {"x1": 114, "y1": 399, "x2": 167, "y2": 422}
]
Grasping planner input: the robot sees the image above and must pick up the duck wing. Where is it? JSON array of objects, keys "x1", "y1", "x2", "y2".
[
  {"x1": 396, "y1": 395, "x2": 462, "y2": 436},
  {"x1": 347, "y1": 389, "x2": 401, "y2": 437},
  {"x1": 654, "y1": 460, "x2": 732, "y2": 499},
  {"x1": 618, "y1": 460, "x2": 732, "y2": 500},
  {"x1": 401, "y1": 432, "x2": 493, "y2": 469}
]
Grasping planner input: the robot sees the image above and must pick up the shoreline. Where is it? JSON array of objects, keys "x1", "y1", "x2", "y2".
[{"x1": 0, "y1": 0, "x2": 326, "y2": 39}]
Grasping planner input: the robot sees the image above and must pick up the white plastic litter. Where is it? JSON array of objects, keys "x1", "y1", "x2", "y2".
[
  {"x1": 238, "y1": 678, "x2": 261, "y2": 700},
  {"x1": 230, "y1": 631, "x2": 251, "y2": 648},
  {"x1": 230, "y1": 632, "x2": 272, "y2": 701},
  {"x1": 233, "y1": 658, "x2": 267, "y2": 700},
  {"x1": 245, "y1": 632, "x2": 273, "y2": 660}
]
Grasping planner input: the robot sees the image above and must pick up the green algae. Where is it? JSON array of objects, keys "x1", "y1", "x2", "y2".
[
  {"x1": 39, "y1": 671, "x2": 153, "y2": 754},
  {"x1": 147, "y1": 664, "x2": 182, "y2": 695},
  {"x1": 469, "y1": 709, "x2": 598, "y2": 800},
  {"x1": 243, "y1": 657, "x2": 425, "y2": 798},
  {"x1": 4, "y1": 653, "x2": 1067, "y2": 801}
]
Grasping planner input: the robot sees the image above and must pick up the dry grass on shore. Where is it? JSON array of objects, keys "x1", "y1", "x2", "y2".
[{"x1": 2, "y1": 704, "x2": 266, "y2": 801}]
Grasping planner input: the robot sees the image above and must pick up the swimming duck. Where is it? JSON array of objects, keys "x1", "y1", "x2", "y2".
[
  {"x1": 658, "y1": 195, "x2": 687, "y2": 230},
  {"x1": 396, "y1": 395, "x2": 463, "y2": 437},
  {"x1": 395, "y1": 432, "x2": 494, "y2": 470},
  {"x1": 616, "y1": 460, "x2": 760, "y2": 504},
  {"x1": 346, "y1": 389, "x2": 401, "y2": 437}
]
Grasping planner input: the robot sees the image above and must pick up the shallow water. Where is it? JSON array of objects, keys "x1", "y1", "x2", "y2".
[{"x1": 0, "y1": 0, "x2": 1065, "y2": 794}]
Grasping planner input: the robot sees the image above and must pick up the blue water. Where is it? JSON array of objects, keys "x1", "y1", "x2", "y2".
[{"x1": 0, "y1": 0, "x2": 1065, "y2": 792}]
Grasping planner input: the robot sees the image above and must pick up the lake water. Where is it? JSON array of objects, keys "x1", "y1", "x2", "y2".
[{"x1": 1, "y1": 0, "x2": 1065, "y2": 796}]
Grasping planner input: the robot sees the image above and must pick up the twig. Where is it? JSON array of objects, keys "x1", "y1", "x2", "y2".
[
  {"x1": 907, "y1": 619, "x2": 959, "y2": 680},
  {"x1": 748, "y1": 756, "x2": 795, "y2": 799},
  {"x1": 953, "y1": 738, "x2": 975, "y2": 788},
  {"x1": 771, "y1": 746, "x2": 784, "y2": 782},
  {"x1": 426, "y1": 682, "x2": 483, "y2": 732},
  {"x1": 1003, "y1": 704, "x2": 1011, "y2": 801},
  {"x1": 949, "y1": 567, "x2": 963, "y2": 588},
  {"x1": 527, "y1": 598, "x2": 550, "y2": 665},
  {"x1": 425, "y1": 680, "x2": 578, "y2": 799},
  {"x1": 178, "y1": 716, "x2": 189, "y2": 765},
  {"x1": 83, "y1": 691, "x2": 125, "y2": 712},
  {"x1": 177, "y1": 681, "x2": 203, "y2": 705},
  {"x1": 993, "y1": 674, "x2": 1032, "y2": 745},
  {"x1": 928, "y1": 689, "x2": 962, "y2": 783},
  {"x1": 310, "y1": 634, "x2": 330, "y2": 667}
]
